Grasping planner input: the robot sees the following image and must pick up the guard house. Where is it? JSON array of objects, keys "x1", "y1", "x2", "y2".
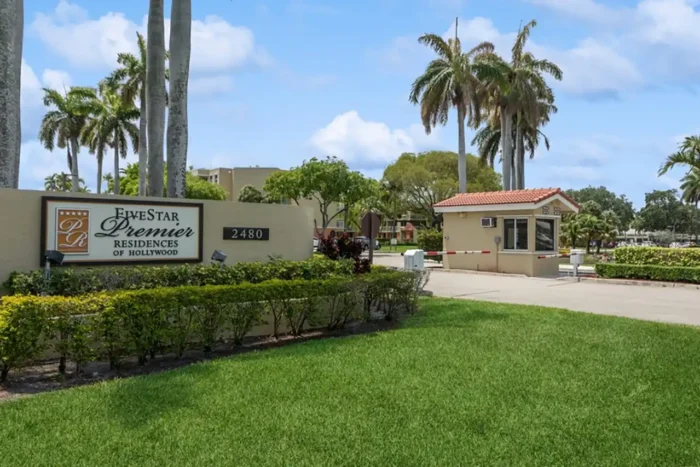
[{"x1": 434, "y1": 188, "x2": 580, "y2": 277}]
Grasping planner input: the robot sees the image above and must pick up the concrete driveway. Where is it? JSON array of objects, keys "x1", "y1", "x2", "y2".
[{"x1": 373, "y1": 253, "x2": 700, "y2": 326}]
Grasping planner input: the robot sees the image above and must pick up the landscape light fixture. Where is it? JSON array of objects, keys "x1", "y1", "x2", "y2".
[
  {"x1": 42, "y1": 250, "x2": 65, "y2": 295},
  {"x1": 211, "y1": 250, "x2": 227, "y2": 267}
]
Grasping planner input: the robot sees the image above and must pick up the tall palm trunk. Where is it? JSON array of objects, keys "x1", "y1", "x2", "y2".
[
  {"x1": 500, "y1": 107, "x2": 512, "y2": 191},
  {"x1": 514, "y1": 115, "x2": 523, "y2": 190},
  {"x1": 0, "y1": 0, "x2": 23, "y2": 188},
  {"x1": 166, "y1": 0, "x2": 192, "y2": 198},
  {"x1": 146, "y1": 0, "x2": 166, "y2": 197},
  {"x1": 96, "y1": 154, "x2": 103, "y2": 194},
  {"x1": 518, "y1": 134, "x2": 526, "y2": 189},
  {"x1": 70, "y1": 137, "x2": 80, "y2": 192},
  {"x1": 138, "y1": 87, "x2": 148, "y2": 196},
  {"x1": 113, "y1": 130, "x2": 120, "y2": 195},
  {"x1": 456, "y1": 103, "x2": 467, "y2": 193}
]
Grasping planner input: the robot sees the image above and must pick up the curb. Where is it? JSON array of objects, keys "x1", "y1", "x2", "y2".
[{"x1": 576, "y1": 277, "x2": 700, "y2": 290}]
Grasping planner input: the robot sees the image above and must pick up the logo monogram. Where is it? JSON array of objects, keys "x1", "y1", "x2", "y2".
[{"x1": 56, "y1": 209, "x2": 90, "y2": 254}]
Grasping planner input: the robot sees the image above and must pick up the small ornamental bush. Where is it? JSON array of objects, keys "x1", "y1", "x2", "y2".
[
  {"x1": 417, "y1": 228, "x2": 443, "y2": 260},
  {"x1": 319, "y1": 233, "x2": 371, "y2": 274}
]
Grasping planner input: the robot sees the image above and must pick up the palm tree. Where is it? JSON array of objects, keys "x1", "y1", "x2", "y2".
[
  {"x1": 410, "y1": 19, "x2": 495, "y2": 193},
  {"x1": 107, "y1": 32, "x2": 149, "y2": 196},
  {"x1": 680, "y1": 169, "x2": 700, "y2": 241},
  {"x1": 44, "y1": 173, "x2": 61, "y2": 191},
  {"x1": 81, "y1": 86, "x2": 139, "y2": 195},
  {"x1": 39, "y1": 87, "x2": 97, "y2": 192},
  {"x1": 166, "y1": 0, "x2": 192, "y2": 198},
  {"x1": 44, "y1": 172, "x2": 88, "y2": 192},
  {"x1": 0, "y1": 0, "x2": 23, "y2": 188},
  {"x1": 147, "y1": 0, "x2": 167, "y2": 197},
  {"x1": 659, "y1": 136, "x2": 700, "y2": 176},
  {"x1": 478, "y1": 20, "x2": 562, "y2": 190},
  {"x1": 473, "y1": 109, "x2": 552, "y2": 173}
]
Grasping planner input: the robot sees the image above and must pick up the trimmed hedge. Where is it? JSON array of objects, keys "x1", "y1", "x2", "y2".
[
  {"x1": 0, "y1": 271, "x2": 420, "y2": 381},
  {"x1": 595, "y1": 263, "x2": 700, "y2": 284},
  {"x1": 614, "y1": 247, "x2": 700, "y2": 267},
  {"x1": 4, "y1": 257, "x2": 355, "y2": 296}
]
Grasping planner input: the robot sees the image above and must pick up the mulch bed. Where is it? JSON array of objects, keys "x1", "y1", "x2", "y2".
[{"x1": 0, "y1": 319, "x2": 399, "y2": 402}]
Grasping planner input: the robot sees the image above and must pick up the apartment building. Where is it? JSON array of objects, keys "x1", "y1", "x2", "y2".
[{"x1": 192, "y1": 166, "x2": 349, "y2": 238}]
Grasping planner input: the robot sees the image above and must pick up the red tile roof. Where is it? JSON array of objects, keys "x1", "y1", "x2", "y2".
[{"x1": 434, "y1": 188, "x2": 579, "y2": 208}]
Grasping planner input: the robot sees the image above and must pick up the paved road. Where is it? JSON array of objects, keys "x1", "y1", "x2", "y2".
[{"x1": 373, "y1": 253, "x2": 700, "y2": 326}]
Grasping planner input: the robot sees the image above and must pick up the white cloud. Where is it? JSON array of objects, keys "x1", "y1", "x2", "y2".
[
  {"x1": 42, "y1": 69, "x2": 72, "y2": 91},
  {"x1": 544, "y1": 165, "x2": 605, "y2": 183},
  {"x1": 189, "y1": 75, "x2": 234, "y2": 95},
  {"x1": 309, "y1": 111, "x2": 442, "y2": 167},
  {"x1": 526, "y1": 0, "x2": 623, "y2": 23},
  {"x1": 31, "y1": 0, "x2": 270, "y2": 72},
  {"x1": 21, "y1": 60, "x2": 43, "y2": 110},
  {"x1": 19, "y1": 140, "x2": 70, "y2": 189},
  {"x1": 444, "y1": 17, "x2": 643, "y2": 97}
]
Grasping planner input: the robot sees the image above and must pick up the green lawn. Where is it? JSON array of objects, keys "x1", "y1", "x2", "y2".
[
  {"x1": 2, "y1": 299, "x2": 700, "y2": 466},
  {"x1": 380, "y1": 244, "x2": 418, "y2": 254}
]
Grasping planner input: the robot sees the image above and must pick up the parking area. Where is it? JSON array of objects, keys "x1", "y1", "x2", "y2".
[{"x1": 373, "y1": 253, "x2": 700, "y2": 326}]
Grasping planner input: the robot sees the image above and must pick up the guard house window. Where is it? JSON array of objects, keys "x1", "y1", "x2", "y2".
[
  {"x1": 504, "y1": 218, "x2": 528, "y2": 250},
  {"x1": 535, "y1": 218, "x2": 556, "y2": 251}
]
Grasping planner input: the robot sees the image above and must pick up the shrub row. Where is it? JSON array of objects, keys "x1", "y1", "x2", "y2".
[
  {"x1": 614, "y1": 247, "x2": 700, "y2": 267},
  {"x1": 0, "y1": 271, "x2": 421, "y2": 381},
  {"x1": 4, "y1": 257, "x2": 355, "y2": 296},
  {"x1": 595, "y1": 263, "x2": 700, "y2": 284}
]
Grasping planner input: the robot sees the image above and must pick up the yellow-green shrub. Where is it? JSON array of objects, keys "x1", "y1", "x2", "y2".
[
  {"x1": 0, "y1": 271, "x2": 420, "y2": 380},
  {"x1": 614, "y1": 247, "x2": 700, "y2": 267}
]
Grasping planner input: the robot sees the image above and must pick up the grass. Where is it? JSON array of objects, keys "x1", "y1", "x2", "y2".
[
  {"x1": 2, "y1": 299, "x2": 700, "y2": 466},
  {"x1": 380, "y1": 244, "x2": 418, "y2": 254}
]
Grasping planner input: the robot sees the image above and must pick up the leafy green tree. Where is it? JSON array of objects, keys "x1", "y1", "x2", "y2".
[
  {"x1": 565, "y1": 186, "x2": 635, "y2": 230},
  {"x1": 638, "y1": 190, "x2": 686, "y2": 234},
  {"x1": 577, "y1": 214, "x2": 601, "y2": 254},
  {"x1": 597, "y1": 210, "x2": 619, "y2": 253},
  {"x1": 561, "y1": 214, "x2": 581, "y2": 248},
  {"x1": 374, "y1": 180, "x2": 408, "y2": 240},
  {"x1": 579, "y1": 200, "x2": 602, "y2": 218},
  {"x1": 410, "y1": 25, "x2": 494, "y2": 193},
  {"x1": 383, "y1": 150, "x2": 501, "y2": 228},
  {"x1": 105, "y1": 163, "x2": 226, "y2": 200},
  {"x1": 39, "y1": 87, "x2": 97, "y2": 192},
  {"x1": 238, "y1": 185, "x2": 268, "y2": 203},
  {"x1": 264, "y1": 156, "x2": 374, "y2": 236},
  {"x1": 81, "y1": 85, "x2": 139, "y2": 194}
]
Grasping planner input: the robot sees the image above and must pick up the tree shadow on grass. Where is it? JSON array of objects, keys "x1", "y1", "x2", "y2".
[{"x1": 103, "y1": 362, "x2": 219, "y2": 431}]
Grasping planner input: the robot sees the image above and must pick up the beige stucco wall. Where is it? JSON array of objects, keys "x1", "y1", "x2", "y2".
[
  {"x1": 442, "y1": 199, "x2": 570, "y2": 277},
  {"x1": 0, "y1": 188, "x2": 315, "y2": 284},
  {"x1": 230, "y1": 167, "x2": 279, "y2": 202}
]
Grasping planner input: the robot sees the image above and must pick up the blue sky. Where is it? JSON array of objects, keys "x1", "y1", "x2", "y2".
[{"x1": 18, "y1": 0, "x2": 700, "y2": 207}]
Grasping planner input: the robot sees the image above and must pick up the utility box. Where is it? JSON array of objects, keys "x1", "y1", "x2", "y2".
[
  {"x1": 570, "y1": 249, "x2": 585, "y2": 266},
  {"x1": 404, "y1": 249, "x2": 425, "y2": 271}
]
